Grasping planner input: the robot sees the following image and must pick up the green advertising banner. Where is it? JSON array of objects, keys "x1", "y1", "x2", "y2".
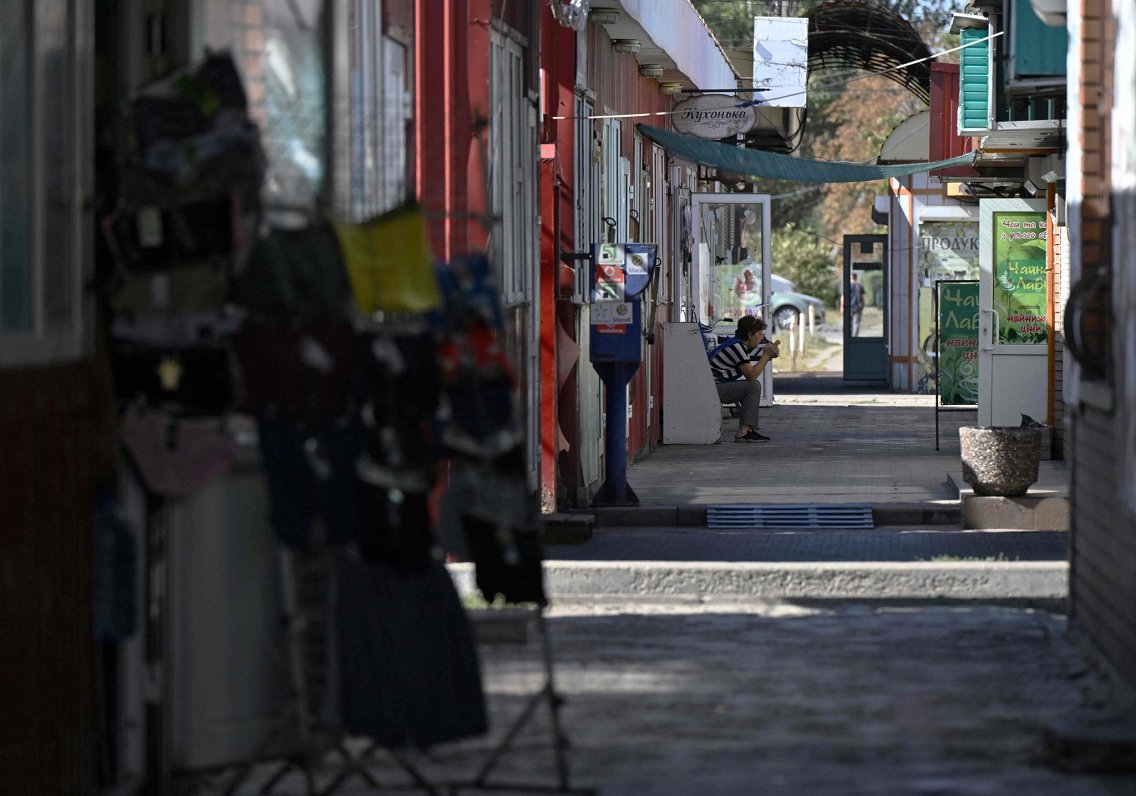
[
  {"x1": 938, "y1": 281, "x2": 979, "y2": 406},
  {"x1": 993, "y1": 212, "x2": 1048, "y2": 345}
]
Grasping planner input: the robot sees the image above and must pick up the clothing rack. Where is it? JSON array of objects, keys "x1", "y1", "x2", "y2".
[
  {"x1": 447, "y1": 606, "x2": 595, "y2": 796},
  {"x1": 211, "y1": 549, "x2": 440, "y2": 796},
  {"x1": 206, "y1": 552, "x2": 593, "y2": 796}
]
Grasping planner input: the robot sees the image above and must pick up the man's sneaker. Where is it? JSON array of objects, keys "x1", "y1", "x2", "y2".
[{"x1": 735, "y1": 430, "x2": 770, "y2": 443}]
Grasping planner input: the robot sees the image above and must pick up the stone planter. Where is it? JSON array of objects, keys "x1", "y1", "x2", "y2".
[{"x1": 959, "y1": 426, "x2": 1043, "y2": 497}]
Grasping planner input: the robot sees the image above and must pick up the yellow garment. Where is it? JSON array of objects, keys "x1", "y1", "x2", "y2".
[{"x1": 332, "y1": 203, "x2": 441, "y2": 314}]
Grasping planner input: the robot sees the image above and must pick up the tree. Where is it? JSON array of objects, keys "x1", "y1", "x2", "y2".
[
  {"x1": 771, "y1": 223, "x2": 839, "y2": 306},
  {"x1": 691, "y1": 0, "x2": 960, "y2": 260}
]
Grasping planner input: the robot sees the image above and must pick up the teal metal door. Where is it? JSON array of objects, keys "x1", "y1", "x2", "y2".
[{"x1": 843, "y1": 235, "x2": 888, "y2": 382}]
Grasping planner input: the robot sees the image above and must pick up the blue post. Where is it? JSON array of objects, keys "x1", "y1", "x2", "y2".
[
  {"x1": 591, "y1": 362, "x2": 639, "y2": 507},
  {"x1": 586, "y1": 242, "x2": 656, "y2": 508}
]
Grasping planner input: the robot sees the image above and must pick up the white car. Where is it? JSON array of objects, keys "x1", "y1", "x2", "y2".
[{"x1": 769, "y1": 273, "x2": 827, "y2": 331}]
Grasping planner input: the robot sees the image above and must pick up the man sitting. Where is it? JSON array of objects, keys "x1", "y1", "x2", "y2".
[{"x1": 708, "y1": 315, "x2": 780, "y2": 443}]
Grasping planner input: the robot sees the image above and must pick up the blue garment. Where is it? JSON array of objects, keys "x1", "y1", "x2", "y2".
[
  {"x1": 255, "y1": 414, "x2": 365, "y2": 550},
  {"x1": 326, "y1": 553, "x2": 487, "y2": 748}
]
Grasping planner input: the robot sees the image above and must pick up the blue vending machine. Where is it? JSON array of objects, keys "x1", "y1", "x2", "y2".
[{"x1": 589, "y1": 242, "x2": 656, "y2": 507}]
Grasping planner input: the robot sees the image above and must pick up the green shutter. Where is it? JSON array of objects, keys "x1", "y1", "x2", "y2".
[
  {"x1": 959, "y1": 27, "x2": 991, "y2": 133},
  {"x1": 1013, "y1": 0, "x2": 1067, "y2": 77}
]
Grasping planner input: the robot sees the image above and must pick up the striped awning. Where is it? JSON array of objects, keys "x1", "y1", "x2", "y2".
[{"x1": 637, "y1": 124, "x2": 978, "y2": 183}]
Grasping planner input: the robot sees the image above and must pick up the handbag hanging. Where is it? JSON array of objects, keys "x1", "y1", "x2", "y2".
[
  {"x1": 120, "y1": 402, "x2": 238, "y2": 499},
  {"x1": 105, "y1": 260, "x2": 232, "y2": 317}
]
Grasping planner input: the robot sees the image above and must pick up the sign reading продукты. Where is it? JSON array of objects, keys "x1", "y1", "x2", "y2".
[
  {"x1": 938, "y1": 281, "x2": 979, "y2": 406},
  {"x1": 993, "y1": 212, "x2": 1048, "y2": 346}
]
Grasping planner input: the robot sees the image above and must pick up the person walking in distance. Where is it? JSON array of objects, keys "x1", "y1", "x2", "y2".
[
  {"x1": 708, "y1": 315, "x2": 780, "y2": 443},
  {"x1": 848, "y1": 272, "x2": 866, "y2": 336}
]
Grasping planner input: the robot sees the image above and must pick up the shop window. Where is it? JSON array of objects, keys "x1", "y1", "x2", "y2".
[
  {"x1": 602, "y1": 118, "x2": 626, "y2": 242},
  {"x1": 572, "y1": 92, "x2": 600, "y2": 303},
  {"x1": 195, "y1": 0, "x2": 326, "y2": 214},
  {"x1": 0, "y1": 0, "x2": 90, "y2": 366},
  {"x1": 489, "y1": 30, "x2": 537, "y2": 307},
  {"x1": 196, "y1": 0, "x2": 410, "y2": 219},
  {"x1": 344, "y1": 3, "x2": 409, "y2": 219}
]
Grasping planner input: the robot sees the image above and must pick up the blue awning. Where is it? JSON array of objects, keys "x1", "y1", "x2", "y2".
[{"x1": 637, "y1": 125, "x2": 978, "y2": 183}]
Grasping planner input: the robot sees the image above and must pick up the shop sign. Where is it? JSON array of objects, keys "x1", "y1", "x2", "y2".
[
  {"x1": 938, "y1": 281, "x2": 979, "y2": 405},
  {"x1": 592, "y1": 301, "x2": 632, "y2": 334},
  {"x1": 671, "y1": 95, "x2": 757, "y2": 139},
  {"x1": 992, "y1": 212, "x2": 1048, "y2": 345}
]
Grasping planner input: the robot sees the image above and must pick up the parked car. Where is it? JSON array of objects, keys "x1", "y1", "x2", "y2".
[
  {"x1": 711, "y1": 273, "x2": 827, "y2": 340},
  {"x1": 770, "y1": 274, "x2": 827, "y2": 331}
]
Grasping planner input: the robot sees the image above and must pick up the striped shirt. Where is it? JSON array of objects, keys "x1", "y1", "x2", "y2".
[{"x1": 709, "y1": 336, "x2": 768, "y2": 382}]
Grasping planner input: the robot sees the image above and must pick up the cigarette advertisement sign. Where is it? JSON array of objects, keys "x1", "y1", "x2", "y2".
[
  {"x1": 993, "y1": 212, "x2": 1048, "y2": 345},
  {"x1": 938, "y1": 281, "x2": 979, "y2": 406}
]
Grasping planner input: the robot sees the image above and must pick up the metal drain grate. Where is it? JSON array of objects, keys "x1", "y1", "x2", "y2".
[{"x1": 706, "y1": 504, "x2": 875, "y2": 529}]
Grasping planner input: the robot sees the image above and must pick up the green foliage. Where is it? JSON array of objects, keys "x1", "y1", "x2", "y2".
[
  {"x1": 690, "y1": 0, "x2": 960, "y2": 308},
  {"x1": 771, "y1": 224, "x2": 839, "y2": 306}
]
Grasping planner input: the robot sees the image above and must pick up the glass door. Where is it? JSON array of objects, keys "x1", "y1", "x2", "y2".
[
  {"x1": 843, "y1": 234, "x2": 889, "y2": 382},
  {"x1": 690, "y1": 193, "x2": 773, "y2": 404}
]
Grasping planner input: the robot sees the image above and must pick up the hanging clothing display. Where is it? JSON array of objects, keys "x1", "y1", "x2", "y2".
[
  {"x1": 432, "y1": 254, "x2": 547, "y2": 607},
  {"x1": 353, "y1": 327, "x2": 441, "y2": 571},
  {"x1": 98, "y1": 49, "x2": 265, "y2": 501},
  {"x1": 332, "y1": 202, "x2": 442, "y2": 315},
  {"x1": 443, "y1": 462, "x2": 547, "y2": 606},
  {"x1": 433, "y1": 255, "x2": 520, "y2": 459},
  {"x1": 324, "y1": 552, "x2": 487, "y2": 749},
  {"x1": 100, "y1": 50, "x2": 263, "y2": 275},
  {"x1": 255, "y1": 414, "x2": 366, "y2": 551},
  {"x1": 230, "y1": 222, "x2": 353, "y2": 323},
  {"x1": 235, "y1": 322, "x2": 359, "y2": 422}
]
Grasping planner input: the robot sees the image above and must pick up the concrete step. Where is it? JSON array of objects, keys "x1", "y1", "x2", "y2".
[
  {"x1": 448, "y1": 560, "x2": 1067, "y2": 605},
  {"x1": 949, "y1": 472, "x2": 1071, "y2": 530},
  {"x1": 539, "y1": 512, "x2": 595, "y2": 544}
]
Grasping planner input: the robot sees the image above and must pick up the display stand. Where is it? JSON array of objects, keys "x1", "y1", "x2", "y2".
[
  {"x1": 203, "y1": 554, "x2": 590, "y2": 796},
  {"x1": 204, "y1": 550, "x2": 438, "y2": 796},
  {"x1": 449, "y1": 607, "x2": 594, "y2": 796}
]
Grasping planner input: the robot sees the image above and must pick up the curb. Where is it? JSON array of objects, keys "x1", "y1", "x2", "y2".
[{"x1": 449, "y1": 560, "x2": 1067, "y2": 603}]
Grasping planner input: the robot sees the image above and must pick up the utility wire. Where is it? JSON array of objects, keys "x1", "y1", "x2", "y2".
[{"x1": 551, "y1": 30, "x2": 1001, "y2": 121}]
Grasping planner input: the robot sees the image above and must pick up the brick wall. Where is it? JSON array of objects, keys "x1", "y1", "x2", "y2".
[{"x1": 1068, "y1": 0, "x2": 1136, "y2": 689}]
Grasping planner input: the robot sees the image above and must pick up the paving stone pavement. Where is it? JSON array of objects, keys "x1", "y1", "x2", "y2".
[
  {"x1": 623, "y1": 377, "x2": 1067, "y2": 510},
  {"x1": 207, "y1": 382, "x2": 1098, "y2": 795},
  {"x1": 218, "y1": 601, "x2": 1135, "y2": 795}
]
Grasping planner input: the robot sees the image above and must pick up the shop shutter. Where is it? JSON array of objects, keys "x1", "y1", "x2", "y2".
[{"x1": 959, "y1": 27, "x2": 993, "y2": 134}]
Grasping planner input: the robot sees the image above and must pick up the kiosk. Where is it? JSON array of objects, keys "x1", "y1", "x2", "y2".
[{"x1": 588, "y1": 242, "x2": 656, "y2": 507}]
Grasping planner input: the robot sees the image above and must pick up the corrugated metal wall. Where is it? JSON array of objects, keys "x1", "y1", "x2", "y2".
[
  {"x1": 586, "y1": 22, "x2": 672, "y2": 464},
  {"x1": 0, "y1": 364, "x2": 95, "y2": 792}
]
